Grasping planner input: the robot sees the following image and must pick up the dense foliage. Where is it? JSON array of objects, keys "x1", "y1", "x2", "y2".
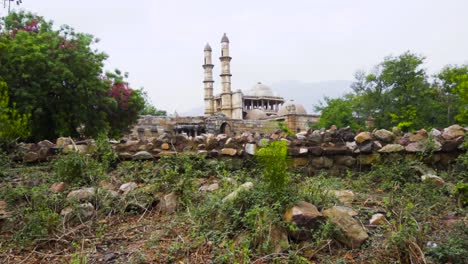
[
  {"x1": 0, "y1": 80, "x2": 30, "y2": 145},
  {"x1": 0, "y1": 12, "x2": 149, "y2": 141},
  {"x1": 317, "y1": 52, "x2": 468, "y2": 130}
]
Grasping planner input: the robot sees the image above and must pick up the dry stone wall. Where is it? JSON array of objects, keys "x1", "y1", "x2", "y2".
[{"x1": 14, "y1": 125, "x2": 466, "y2": 174}]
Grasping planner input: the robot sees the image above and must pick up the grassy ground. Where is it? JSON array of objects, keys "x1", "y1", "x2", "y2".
[{"x1": 0, "y1": 145, "x2": 467, "y2": 263}]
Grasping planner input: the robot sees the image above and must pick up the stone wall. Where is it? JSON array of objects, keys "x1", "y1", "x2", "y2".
[{"x1": 16, "y1": 125, "x2": 466, "y2": 175}]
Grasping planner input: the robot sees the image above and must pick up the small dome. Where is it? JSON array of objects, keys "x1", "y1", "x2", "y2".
[
  {"x1": 221, "y1": 33, "x2": 229, "y2": 43},
  {"x1": 245, "y1": 109, "x2": 267, "y2": 120},
  {"x1": 278, "y1": 100, "x2": 307, "y2": 116},
  {"x1": 204, "y1": 43, "x2": 212, "y2": 51},
  {"x1": 246, "y1": 82, "x2": 274, "y2": 97}
]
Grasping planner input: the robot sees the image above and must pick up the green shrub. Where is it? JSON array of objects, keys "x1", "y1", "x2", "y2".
[
  {"x1": 94, "y1": 131, "x2": 118, "y2": 170},
  {"x1": 53, "y1": 152, "x2": 105, "y2": 185},
  {"x1": 0, "y1": 80, "x2": 30, "y2": 145},
  {"x1": 428, "y1": 222, "x2": 468, "y2": 263},
  {"x1": 256, "y1": 140, "x2": 290, "y2": 195}
]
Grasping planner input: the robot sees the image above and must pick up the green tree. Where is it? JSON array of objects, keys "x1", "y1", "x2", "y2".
[
  {"x1": 0, "y1": 80, "x2": 30, "y2": 144},
  {"x1": 314, "y1": 94, "x2": 363, "y2": 129},
  {"x1": 0, "y1": 12, "x2": 145, "y2": 140},
  {"x1": 351, "y1": 52, "x2": 443, "y2": 130},
  {"x1": 435, "y1": 65, "x2": 468, "y2": 125}
]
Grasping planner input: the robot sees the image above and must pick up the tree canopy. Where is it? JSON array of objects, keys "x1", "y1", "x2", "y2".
[
  {"x1": 316, "y1": 51, "x2": 467, "y2": 130},
  {"x1": 0, "y1": 11, "x2": 153, "y2": 141}
]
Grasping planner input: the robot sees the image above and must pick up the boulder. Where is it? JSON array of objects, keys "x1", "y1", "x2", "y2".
[
  {"x1": 221, "y1": 148, "x2": 237, "y2": 156},
  {"x1": 222, "y1": 182, "x2": 254, "y2": 203},
  {"x1": 132, "y1": 151, "x2": 153, "y2": 160},
  {"x1": 267, "y1": 226, "x2": 290, "y2": 254},
  {"x1": 23, "y1": 151, "x2": 39, "y2": 163},
  {"x1": 355, "y1": 132, "x2": 372, "y2": 144},
  {"x1": 358, "y1": 140, "x2": 374, "y2": 153},
  {"x1": 50, "y1": 182, "x2": 67, "y2": 193},
  {"x1": 284, "y1": 201, "x2": 324, "y2": 241},
  {"x1": 323, "y1": 206, "x2": 368, "y2": 248},
  {"x1": 333, "y1": 206, "x2": 358, "y2": 217},
  {"x1": 378, "y1": 144, "x2": 404, "y2": 153},
  {"x1": 199, "y1": 183, "x2": 219, "y2": 192},
  {"x1": 373, "y1": 129, "x2": 394, "y2": 143},
  {"x1": 421, "y1": 174, "x2": 445, "y2": 187},
  {"x1": 66, "y1": 187, "x2": 95, "y2": 202},
  {"x1": 159, "y1": 192, "x2": 178, "y2": 214},
  {"x1": 161, "y1": 143, "x2": 170, "y2": 150},
  {"x1": 330, "y1": 190, "x2": 355, "y2": 205},
  {"x1": 119, "y1": 182, "x2": 138, "y2": 195},
  {"x1": 405, "y1": 142, "x2": 425, "y2": 152},
  {"x1": 118, "y1": 152, "x2": 133, "y2": 160},
  {"x1": 245, "y1": 143, "x2": 256, "y2": 155},
  {"x1": 56, "y1": 137, "x2": 74, "y2": 148},
  {"x1": 442, "y1": 125, "x2": 465, "y2": 140},
  {"x1": 409, "y1": 129, "x2": 428, "y2": 142},
  {"x1": 37, "y1": 140, "x2": 55, "y2": 148},
  {"x1": 322, "y1": 145, "x2": 350, "y2": 155},
  {"x1": 61, "y1": 203, "x2": 95, "y2": 221},
  {"x1": 369, "y1": 213, "x2": 387, "y2": 225}
]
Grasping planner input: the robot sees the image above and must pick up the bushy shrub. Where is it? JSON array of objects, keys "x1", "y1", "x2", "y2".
[
  {"x1": 94, "y1": 132, "x2": 117, "y2": 170},
  {"x1": 53, "y1": 152, "x2": 105, "y2": 185},
  {"x1": 256, "y1": 140, "x2": 290, "y2": 195}
]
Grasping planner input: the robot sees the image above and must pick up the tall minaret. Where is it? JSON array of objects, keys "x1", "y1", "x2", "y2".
[
  {"x1": 203, "y1": 43, "x2": 214, "y2": 116},
  {"x1": 219, "y1": 33, "x2": 232, "y2": 118}
]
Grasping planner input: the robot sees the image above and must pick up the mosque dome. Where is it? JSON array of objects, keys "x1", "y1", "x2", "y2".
[
  {"x1": 247, "y1": 82, "x2": 275, "y2": 97},
  {"x1": 278, "y1": 100, "x2": 307, "y2": 116},
  {"x1": 245, "y1": 109, "x2": 267, "y2": 120}
]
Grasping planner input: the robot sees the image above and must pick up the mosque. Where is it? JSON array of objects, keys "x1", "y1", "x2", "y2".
[
  {"x1": 132, "y1": 34, "x2": 319, "y2": 137},
  {"x1": 203, "y1": 33, "x2": 308, "y2": 121}
]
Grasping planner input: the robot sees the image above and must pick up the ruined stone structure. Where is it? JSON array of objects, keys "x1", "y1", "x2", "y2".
[{"x1": 133, "y1": 33, "x2": 320, "y2": 137}]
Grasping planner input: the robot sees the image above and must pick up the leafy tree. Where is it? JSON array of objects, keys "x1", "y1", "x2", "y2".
[
  {"x1": 0, "y1": 12, "x2": 145, "y2": 140},
  {"x1": 140, "y1": 91, "x2": 167, "y2": 116},
  {"x1": 435, "y1": 65, "x2": 468, "y2": 125},
  {"x1": 0, "y1": 80, "x2": 30, "y2": 144},
  {"x1": 314, "y1": 94, "x2": 363, "y2": 129},
  {"x1": 350, "y1": 52, "x2": 444, "y2": 130}
]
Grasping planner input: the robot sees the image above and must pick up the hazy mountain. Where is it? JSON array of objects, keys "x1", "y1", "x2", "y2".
[
  {"x1": 180, "y1": 80, "x2": 353, "y2": 116},
  {"x1": 271, "y1": 80, "x2": 353, "y2": 114}
]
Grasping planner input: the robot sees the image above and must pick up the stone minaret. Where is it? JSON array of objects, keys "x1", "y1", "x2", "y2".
[
  {"x1": 220, "y1": 33, "x2": 232, "y2": 118},
  {"x1": 203, "y1": 43, "x2": 214, "y2": 116}
]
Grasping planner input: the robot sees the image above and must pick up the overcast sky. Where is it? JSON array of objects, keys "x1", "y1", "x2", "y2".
[{"x1": 3, "y1": 0, "x2": 468, "y2": 113}]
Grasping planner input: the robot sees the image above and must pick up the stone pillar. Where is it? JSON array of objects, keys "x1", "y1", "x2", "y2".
[
  {"x1": 203, "y1": 43, "x2": 214, "y2": 116},
  {"x1": 220, "y1": 33, "x2": 232, "y2": 118}
]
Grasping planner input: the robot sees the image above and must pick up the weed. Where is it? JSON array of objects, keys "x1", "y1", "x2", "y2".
[{"x1": 53, "y1": 152, "x2": 106, "y2": 185}]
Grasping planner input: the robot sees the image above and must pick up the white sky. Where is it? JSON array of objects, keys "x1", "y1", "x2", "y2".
[{"x1": 3, "y1": 0, "x2": 468, "y2": 113}]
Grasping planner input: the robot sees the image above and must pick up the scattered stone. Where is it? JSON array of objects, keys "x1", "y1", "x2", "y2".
[
  {"x1": 119, "y1": 182, "x2": 138, "y2": 195},
  {"x1": 159, "y1": 192, "x2": 178, "y2": 214},
  {"x1": 132, "y1": 151, "x2": 153, "y2": 160},
  {"x1": 355, "y1": 132, "x2": 372, "y2": 144},
  {"x1": 442, "y1": 124, "x2": 465, "y2": 140},
  {"x1": 409, "y1": 129, "x2": 428, "y2": 142},
  {"x1": 284, "y1": 201, "x2": 324, "y2": 240},
  {"x1": 61, "y1": 203, "x2": 95, "y2": 221},
  {"x1": 37, "y1": 140, "x2": 55, "y2": 148},
  {"x1": 369, "y1": 213, "x2": 387, "y2": 225},
  {"x1": 118, "y1": 152, "x2": 133, "y2": 160},
  {"x1": 323, "y1": 206, "x2": 368, "y2": 248},
  {"x1": 421, "y1": 174, "x2": 445, "y2": 187},
  {"x1": 222, "y1": 182, "x2": 254, "y2": 203},
  {"x1": 378, "y1": 144, "x2": 404, "y2": 153},
  {"x1": 199, "y1": 183, "x2": 219, "y2": 192},
  {"x1": 67, "y1": 187, "x2": 95, "y2": 202},
  {"x1": 50, "y1": 182, "x2": 67, "y2": 193},
  {"x1": 221, "y1": 148, "x2": 237, "y2": 156},
  {"x1": 373, "y1": 129, "x2": 394, "y2": 143},
  {"x1": 358, "y1": 140, "x2": 374, "y2": 153},
  {"x1": 268, "y1": 225, "x2": 290, "y2": 253},
  {"x1": 430, "y1": 128, "x2": 442, "y2": 138},
  {"x1": 330, "y1": 190, "x2": 355, "y2": 205},
  {"x1": 23, "y1": 151, "x2": 39, "y2": 163},
  {"x1": 299, "y1": 147, "x2": 308, "y2": 154},
  {"x1": 245, "y1": 143, "x2": 256, "y2": 155}
]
